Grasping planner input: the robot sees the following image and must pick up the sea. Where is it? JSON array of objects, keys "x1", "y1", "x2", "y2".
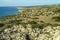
[{"x1": 0, "y1": 7, "x2": 18, "y2": 17}]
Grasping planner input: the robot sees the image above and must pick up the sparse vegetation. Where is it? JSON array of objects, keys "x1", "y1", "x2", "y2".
[{"x1": 0, "y1": 4, "x2": 60, "y2": 40}]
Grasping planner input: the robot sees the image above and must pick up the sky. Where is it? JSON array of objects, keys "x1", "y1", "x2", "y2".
[{"x1": 0, "y1": 0, "x2": 60, "y2": 6}]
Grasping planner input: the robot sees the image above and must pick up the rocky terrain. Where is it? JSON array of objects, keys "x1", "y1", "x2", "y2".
[
  {"x1": 0, "y1": 4, "x2": 60, "y2": 40},
  {"x1": 1, "y1": 24, "x2": 60, "y2": 40}
]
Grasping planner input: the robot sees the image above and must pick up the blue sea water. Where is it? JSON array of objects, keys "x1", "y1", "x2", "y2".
[{"x1": 0, "y1": 7, "x2": 18, "y2": 16}]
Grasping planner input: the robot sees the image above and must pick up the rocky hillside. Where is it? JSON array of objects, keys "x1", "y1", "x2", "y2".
[{"x1": 0, "y1": 4, "x2": 60, "y2": 40}]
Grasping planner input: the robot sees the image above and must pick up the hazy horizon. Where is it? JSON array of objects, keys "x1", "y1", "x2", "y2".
[{"x1": 0, "y1": 0, "x2": 60, "y2": 6}]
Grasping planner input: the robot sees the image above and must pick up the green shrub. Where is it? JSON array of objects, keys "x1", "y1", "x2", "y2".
[
  {"x1": 52, "y1": 16, "x2": 60, "y2": 22},
  {"x1": 0, "y1": 23, "x2": 5, "y2": 27},
  {"x1": 32, "y1": 24, "x2": 45, "y2": 29},
  {"x1": 28, "y1": 21, "x2": 37, "y2": 24}
]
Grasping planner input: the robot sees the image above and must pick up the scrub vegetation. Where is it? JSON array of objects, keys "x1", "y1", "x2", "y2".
[{"x1": 0, "y1": 4, "x2": 60, "y2": 40}]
